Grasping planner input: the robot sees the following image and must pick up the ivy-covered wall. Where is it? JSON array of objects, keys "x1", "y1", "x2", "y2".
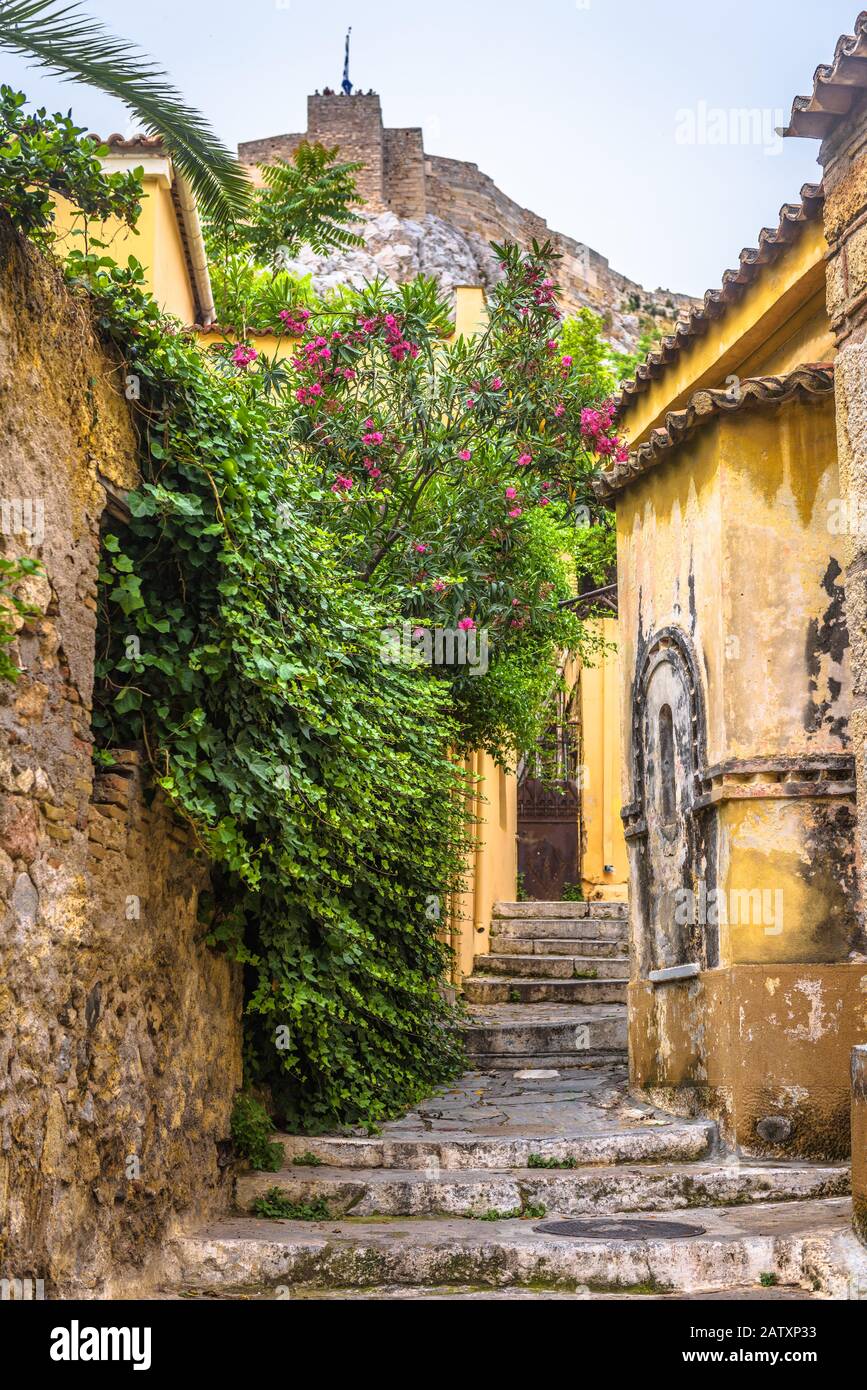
[{"x1": 0, "y1": 215, "x2": 242, "y2": 1296}]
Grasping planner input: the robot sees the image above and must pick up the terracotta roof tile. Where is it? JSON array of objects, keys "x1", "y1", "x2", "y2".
[
  {"x1": 91, "y1": 132, "x2": 166, "y2": 151},
  {"x1": 596, "y1": 363, "x2": 834, "y2": 500},
  {"x1": 613, "y1": 185, "x2": 824, "y2": 420},
  {"x1": 782, "y1": 12, "x2": 867, "y2": 140}
]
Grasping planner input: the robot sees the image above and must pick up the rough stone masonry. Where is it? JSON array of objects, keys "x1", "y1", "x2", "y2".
[{"x1": 0, "y1": 214, "x2": 242, "y2": 1297}]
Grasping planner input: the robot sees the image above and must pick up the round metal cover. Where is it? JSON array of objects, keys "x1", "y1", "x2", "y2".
[{"x1": 534, "y1": 1218, "x2": 705, "y2": 1241}]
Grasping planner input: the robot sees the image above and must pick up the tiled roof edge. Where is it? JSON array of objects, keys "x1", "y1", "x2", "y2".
[
  {"x1": 595, "y1": 363, "x2": 835, "y2": 500},
  {"x1": 613, "y1": 184, "x2": 824, "y2": 420}
]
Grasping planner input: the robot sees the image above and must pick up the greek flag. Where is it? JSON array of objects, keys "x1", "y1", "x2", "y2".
[{"x1": 342, "y1": 28, "x2": 353, "y2": 95}]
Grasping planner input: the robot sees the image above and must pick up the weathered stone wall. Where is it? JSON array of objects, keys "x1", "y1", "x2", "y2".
[
  {"x1": 819, "y1": 101, "x2": 867, "y2": 937},
  {"x1": 0, "y1": 216, "x2": 242, "y2": 1295},
  {"x1": 853, "y1": 1046, "x2": 867, "y2": 1243}
]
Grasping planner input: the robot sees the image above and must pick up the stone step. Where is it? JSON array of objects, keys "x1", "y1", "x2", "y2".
[
  {"x1": 276, "y1": 1117, "x2": 715, "y2": 1171},
  {"x1": 463, "y1": 977, "x2": 627, "y2": 1005},
  {"x1": 165, "y1": 1197, "x2": 852, "y2": 1295},
  {"x1": 473, "y1": 954, "x2": 629, "y2": 980},
  {"x1": 237, "y1": 1162, "x2": 850, "y2": 1219},
  {"x1": 182, "y1": 1283, "x2": 822, "y2": 1301},
  {"x1": 495, "y1": 937, "x2": 627, "y2": 958},
  {"x1": 491, "y1": 919, "x2": 627, "y2": 942},
  {"x1": 495, "y1": 901, "x2": 628, "y2": 921},
  {"x1": 462, "y1": 1003, "x2": 627, "y2": 1065}
]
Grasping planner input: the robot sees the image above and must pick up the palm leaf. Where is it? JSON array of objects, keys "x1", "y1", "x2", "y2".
[{"x1": 0, "y1": 0, "x2": 250, "y2": 224}]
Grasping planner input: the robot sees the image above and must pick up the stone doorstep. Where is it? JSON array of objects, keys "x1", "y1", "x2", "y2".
[
  {"x1": 167, "y1": 1283, "x2": 823, "y2": 1301},
  {"x1": 494, "y1": 902, "x2": 628, "y2": 921},
  {"x1": 463, "y1": 978, "x2": 628, "y2": 1005},
  {"x1": 491, "y1": 920, "x2": 627, "y2": 942},
  {"x1": 473, "y1": 954, "x2": 629, "y2": 980},
  {"x1": 464, "y1": 1052, "x2": 626, "y2": 1070},
  {"x1": 163, "y1": 1197, "x2": 853, "y2": 1295},
  {"x1": 275, "y1": 1122, "x2": 716, "y2": 1171},
  {"x1": 460, "y1": 1010, "x2": 628, "y2": 1061},
  {"x1": 236, "y1": 1161, "x2": 851, "y2": 1219},
  {"x1": 494, "y1": 938, "x2": 627, "y2": 958}
]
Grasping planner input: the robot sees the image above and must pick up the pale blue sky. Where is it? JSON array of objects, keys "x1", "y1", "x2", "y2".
[{"x1": 3, "y1": 0, "x2": 858, "y2": 296}]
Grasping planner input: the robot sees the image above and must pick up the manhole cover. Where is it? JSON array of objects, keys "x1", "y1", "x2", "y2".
[{"x1": 534, "y1": 1218, "x2": 705, "y2": 1241}]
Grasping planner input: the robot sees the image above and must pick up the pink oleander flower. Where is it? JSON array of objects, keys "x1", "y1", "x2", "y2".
[
  {"x1": 309, "y1": 382, "x2": 323, "y2": 397},
  {"x1": 505, "y1": 487, "x2": 518, "y2": 500},
  {"x1": 232, "y1": 344, "x2": 258, "y2": 367},
  {"x1": 331, "y1": 475, "x2": 353, "y2": 493},
  {"x1": 432, "y1": 580, "x2": 447, "y2": 593},
  {"x1": 491, "y1": 378, "x2": 503, "y2": 391},
  {"x1": 457, "y1": 617, "x2": 476, "y2": 631},
  {"x1": 561, "y1": 355, "x2": 573, "y2": 368},
  {"x1": 615, "y1": 445, "x2": 630, "y2": 464},
  {"x1": 538, "y1": 497, "x2": 550, "y2": 507},
  {"x1": 466, "y1": 397, "x2": 476, "y2": 410},
  {"x1": 362, "y1": 431, "x2": 384, "y2": 446},
  {"x1": 414, "y1": 542, "x2": 429, "y2": 554},
  {"x1": 554, "y1": 403, "x2": 565, "y2": 418},
  {"x1": 512, "y1": 598, "x2": 521, "y2": 607},
  {"x1": 517, "y1": 452, "x2": 532, "y2": 467},
  {"x1": 458, "y1": 449, "x2": 472, "y2": 462},
  {"x1": 508, "y1": 507, "x2": 523, "y2": 519}
]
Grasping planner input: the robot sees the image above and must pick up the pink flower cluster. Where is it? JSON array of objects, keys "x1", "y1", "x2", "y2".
[
  {"x1": 232, "y1": 344, "x2": 258, "y2": 368},
  {"x1": 580, "y1": 401, "x2": 630, "y2": 464},
  {"x1": 523, "y1": 267, "x2": 562, "y2": 323},
  {"x1": 331, "y1": 474, "x2": 353, "y2": 493},
  {"x1": 279, "y1": 307, "x2": 312, "y2": 335}
]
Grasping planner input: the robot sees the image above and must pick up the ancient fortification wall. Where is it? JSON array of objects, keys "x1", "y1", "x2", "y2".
[
  {"x1": 0, "y1": 217, "x2": 242, "y2": 1296},
  {"x1": 239, "y1": 94, "x2": 694, "y2": 330}
]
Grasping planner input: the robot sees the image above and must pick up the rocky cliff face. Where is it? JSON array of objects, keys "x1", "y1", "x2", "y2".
[{"x1": 279, "y1": 210, "x2": 680, "y2": 356}]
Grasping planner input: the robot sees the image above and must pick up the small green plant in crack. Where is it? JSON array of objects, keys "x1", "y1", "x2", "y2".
[
  {"x1": 251, "y1": 1189, "x2": 331, "y2": 1220},
  {"x1": 527, "y1": 1153, "x2": 578, "y2": 1170},
  {"x1": 467, "y1": 1204, "x2": 547, "y2": 1221},
  {"x1": 290, "y1": 1152, "x2": 324, "y2": 1167},
  {"x1": 759, "y1": 1272, "x2": 779, "y2": 1288},
  {"x1": 573, "y1": 968, "x2": 598, "y2": 980},
  {"x1": 508, "y1": 989, "x2": 521, "y2": 1003},
  {"x1": 231, "y1": 1094, "x2": 283, "y2": 1172}
]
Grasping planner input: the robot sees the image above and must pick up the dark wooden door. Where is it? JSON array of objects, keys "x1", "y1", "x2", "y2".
[{"x1": 517, "y1": 687, "x2": 581, "y2": 901}]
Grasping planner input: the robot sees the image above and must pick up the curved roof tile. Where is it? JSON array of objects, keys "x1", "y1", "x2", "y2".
[{"x1": 596, "y1": 363, "x2": 834, "y2": 500}]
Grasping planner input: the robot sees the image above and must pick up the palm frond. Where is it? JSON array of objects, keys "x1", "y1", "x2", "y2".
[{"x1": 0, "y1": 0, "x2": 250, "y2": 224}]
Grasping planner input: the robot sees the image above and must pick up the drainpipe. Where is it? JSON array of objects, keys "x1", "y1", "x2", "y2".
[{"x1": 174, "y1": 173, "x2": 217, "y2": 326}]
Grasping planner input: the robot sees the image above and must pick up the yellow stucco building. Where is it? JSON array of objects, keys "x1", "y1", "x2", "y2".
[{"x1": 603, "y1": 178, "x2": 867, "y2": 1160}]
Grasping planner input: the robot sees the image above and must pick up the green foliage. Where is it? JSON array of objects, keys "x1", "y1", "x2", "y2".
[
  {"x1": 77, "y1": 251, "x2": 467, "y2": 1131},
  {"x1": 290, "y1": 1152, "x2": 324, "y2": 1167},
  {"x1": 560, "y1": 881, "x2": 584, "y2": 902},
  {"x1": 468, "y1": 1204, "x2": 547, "y2": 1220},
  {"x1": 0, "y1": 0, "x2": 249, "y2": 224},
  {"x1": 250, "y1": 1189, "x2": 331, "y2": 1220},
  {"x1": 245, "y1": 142, "x2": 364, "y2": 264},
  {"x1": 558, "y1": 308, "x2": 621, "y2": 399},
  {"x1": 527, "y1": 1153, "x2": 578, "y2": 1169},
  {"x1": 0, "y1": 86, "x2": 141, "y2": 245},
  {"x1": 760, "y1": 1272, "x2": 779, "y2": 1288},
  {"x1": 204, "y1": 142, "x2": 363, "y2": 329},
  {"x1": 0, "y1": 553, "x2": 42, "y2": 682},
  {"x1": 230, "y1": 1094, "x2": 283, "y2": 1172}
]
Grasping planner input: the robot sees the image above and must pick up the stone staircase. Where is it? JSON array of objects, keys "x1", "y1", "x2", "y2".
[
  {"x1": 461, "y1": 900, "x2": 629, "y2": 1069},
  {"x1": 149, "y1": 899, "x2": 865, "y2": 1300}
]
